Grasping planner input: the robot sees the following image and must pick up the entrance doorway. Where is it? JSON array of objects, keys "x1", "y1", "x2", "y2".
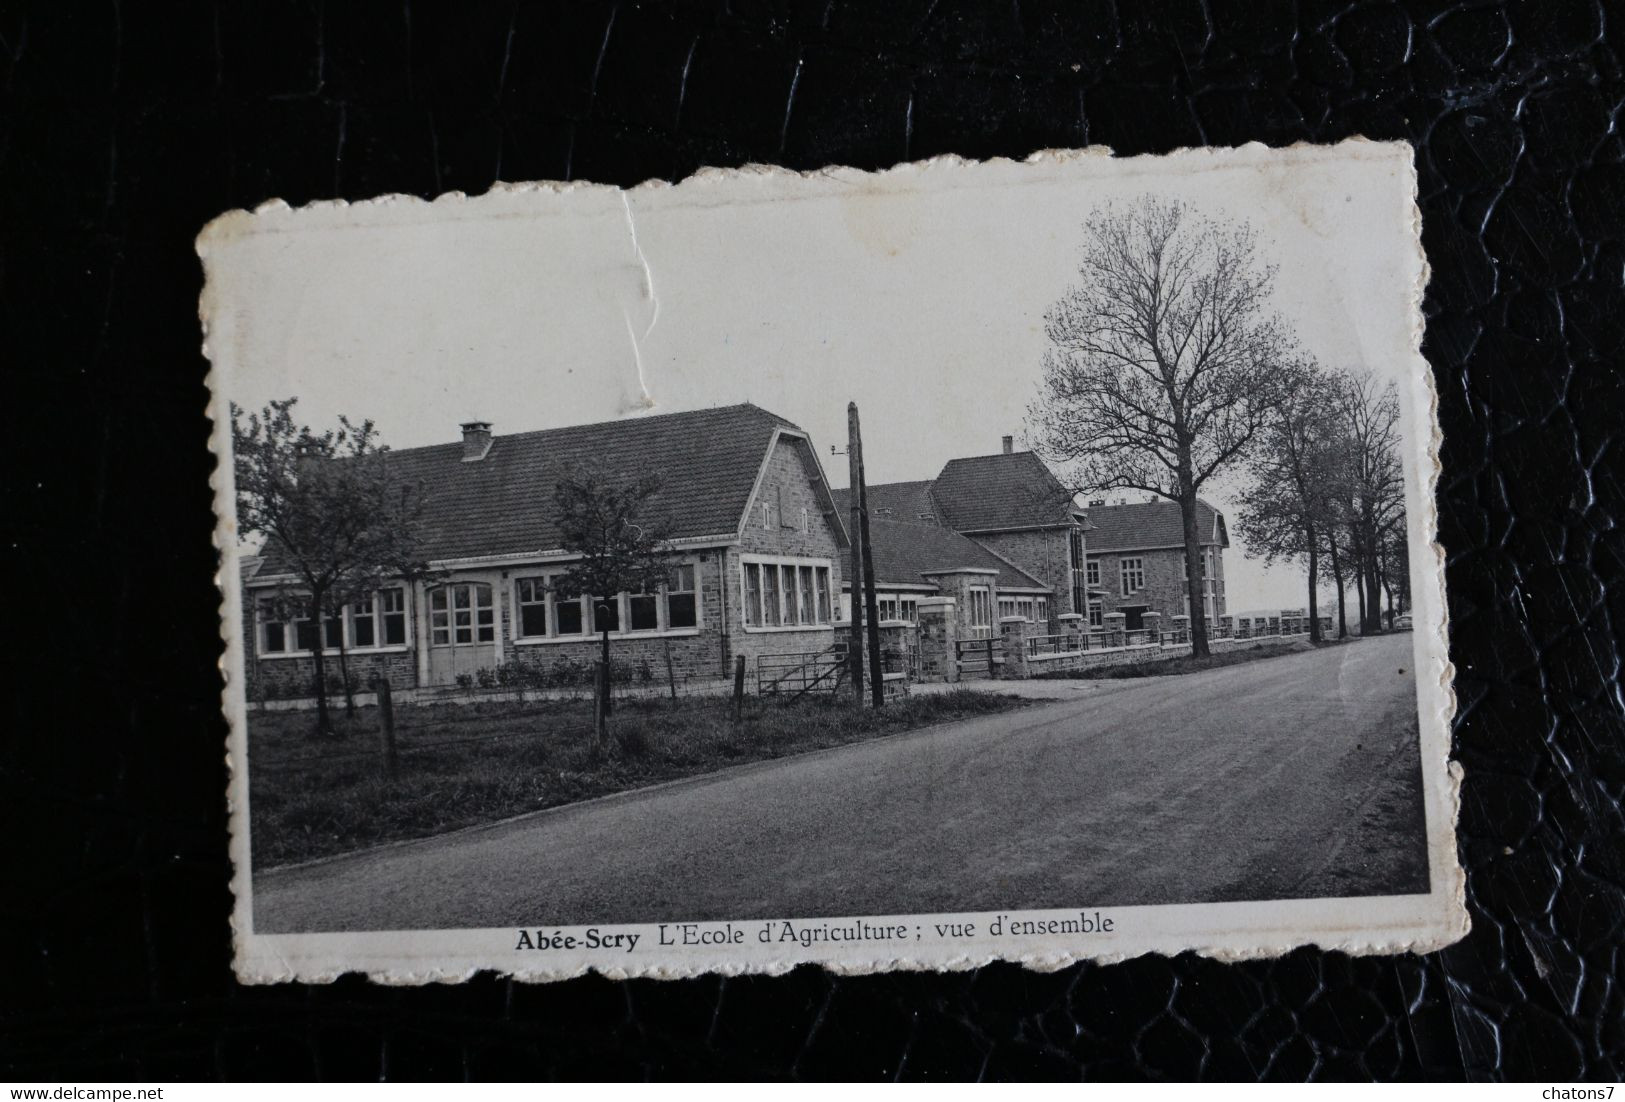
[
  {"x1": 1122, "y1": 605, "x2": 1148, "y2": 631},
  {"x1": 427, "y1": 581, "x2": 498, "y2": 686}
]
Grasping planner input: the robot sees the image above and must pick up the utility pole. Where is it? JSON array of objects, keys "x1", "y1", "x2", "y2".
[
  {"x1": 846, "y1": 403, "x2": 865, "y2": 701},
  {"x1": 856, "y1": 420, "x2": 884, "y2": 709}
]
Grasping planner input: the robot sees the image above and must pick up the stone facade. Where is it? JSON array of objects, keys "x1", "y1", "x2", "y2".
[
  {"x1": 1087, "y1": 545, "x2": 1227, "y2": 626},
  {"x1": 965, "y1": 527, "x2": 1081, "y2": 617}
]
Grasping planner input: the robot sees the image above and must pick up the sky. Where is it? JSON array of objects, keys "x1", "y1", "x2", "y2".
[{"x1": 202, "y1": 142, "x2": 1431, "y2": 613}]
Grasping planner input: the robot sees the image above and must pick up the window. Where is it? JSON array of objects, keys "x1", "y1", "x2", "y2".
[
  {"x1": 259, "y1": 587, "x2": 409, "y2": 655},
  {"x1": 1120, "y1": 557, "x2": 1144, "y2": 596},
  {"x1": 380, "y1": 588, "x2": 407, "y2": 644},
  {"x1": 744, "y1": 563, "x2": 764, "y2": 627},
  {"x1": 1088, "y1": 599, "x2": 1103, "y2": 628},
  {"x1": 555, "y1": 593, "x2": 585, "y2": 636},
  {"x1": 259, "y1": 600, "x2": 289, "y2": 654},
  {"x1": 741, "y1": 557, "x2": 834, "y2": 629},
  {"x1": 668, "y1": 564, "x2": 698, "y2": 629},
  {"x1": 1086, "y1": 558, "x2": 1100, "y2": 586},
  {"x1": 762, "y1": 565, "x2": 782, "y2": 626},
  {"x1": 967, "y1": 586, "x2": 991, "y2": 635},
  {"x1": 351, "y1": 595, "x2": 375, "y2": 647},
  {"x1": 432, "y1": 583, "x2": 493, "y2": 646},
  {"x1": 628, "y1": 583, "x2": 659, "y2": 632},
  {"x1": 798, "y1": 566, "x2": 815, "y2": 624},
  {"x1": 1036, "y1": 597, "x2": 1048, "y2": 622},
  {"x1": 592, "y1": 595, "x2": 620, "y2": 634},
  {"x1": 516, "y1": 577, "x2": 549, "y2": 638}
]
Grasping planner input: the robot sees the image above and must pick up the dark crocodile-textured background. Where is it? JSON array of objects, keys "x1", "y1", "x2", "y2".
[{"x1": 3, "y1": 0, "x2": 1622, "y2": 1081}]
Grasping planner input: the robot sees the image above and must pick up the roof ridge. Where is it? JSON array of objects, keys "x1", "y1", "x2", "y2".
[{"x1": 375, "y1": 402, "x2": 790, "y2": 460}]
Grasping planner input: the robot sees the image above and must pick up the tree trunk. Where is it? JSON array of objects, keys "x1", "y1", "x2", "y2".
[
  {"x1": 307, "y1": 589, "x2": 332, "y2": 736},
  {"x1": 1305, "y1": 522, "x2": 1321, "y2": 644},
  {"x1": 337, "y1": 627, "x2": 355, "y2": 720},
  {"x1": 1366, "y1": 555, "x2": 1383, "y2": 633},
  {"x1": 1354, "y1": 567, "x2": 1366, "y2": 635},
  {"x1": 1177, "y1": 488, "x2": 1210, "y2": 658},
  {"x1": 1328, "y1": 537, "x2": 1348, "y2": 639},
  {"x1": 599, "y1": 623, "x2": 612, "y2": 719}
]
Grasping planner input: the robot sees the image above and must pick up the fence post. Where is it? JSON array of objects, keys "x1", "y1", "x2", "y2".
[
  {"x1": 373, "y1": 676, "x2": 398, "y2": 779},
  {"x1": 664, "y1": 637, "x2": 678, "y2": 700},
  {"x1": 732, "y1": 654, "x2": 746, "y2": 725}
]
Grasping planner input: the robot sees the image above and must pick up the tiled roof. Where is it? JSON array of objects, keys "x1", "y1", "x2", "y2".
[
  {"x1": 931, "y1": 451, "x2": 1080, "y2": 531},
  {"x1": 829, "y1": 480, "x2": 939, "y2": 525},
  {"x1": 253, "y1": 403, "x2": 828, "y2": 576},
  {"x1": 1084, "y1": 499, "x2": 1229, "y2": 552},
  {"x1": 858, "y1": 518, "x2": 1047, "y2": 591}
]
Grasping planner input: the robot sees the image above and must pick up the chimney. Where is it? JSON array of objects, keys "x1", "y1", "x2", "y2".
[
  {"x1": 1001, "y1": 435, "x2": 1013, "y2": 455},
  {"x1": 460, "y1": 420, "x2": 493, "y2": 462}
]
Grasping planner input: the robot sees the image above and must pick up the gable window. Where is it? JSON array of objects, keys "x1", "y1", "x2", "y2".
[
  {"x1": 1120, "y1": 557, "x2": 1144, "y2": 597},
  {"x1": 741, "y1": 556, "x2": 834, "y2": 630}
]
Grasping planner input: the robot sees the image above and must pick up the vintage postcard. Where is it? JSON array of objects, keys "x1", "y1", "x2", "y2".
[{"x1": 202, "y1": 139, "x2": 1464, "y2": 982}]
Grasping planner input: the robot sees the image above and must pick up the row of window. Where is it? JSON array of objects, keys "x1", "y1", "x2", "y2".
[
  {"x1": 513, "y1": 565, "x2": 698, "y2": 640},
  {"x1": 258, "y1": 588, "x2": 408, "y2": 654},
  {"x1": 997, "y1": 596, "x2": 1050, "y2": 623},
  {"x1": 742, "y1": 560, "x2": 833, "y2": 628}
]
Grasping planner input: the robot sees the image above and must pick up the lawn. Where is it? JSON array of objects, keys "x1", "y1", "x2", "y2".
[
  {"x1": 1035, "y1": 639, "x2": 1334, "y2": 680},
  {"x1": 247, "y1": 689, "x2": 1030, "y2": 868}
]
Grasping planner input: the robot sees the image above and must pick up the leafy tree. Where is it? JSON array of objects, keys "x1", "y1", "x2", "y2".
[
  {"x1": 551, "y1": 463, "x2": 674, "y2": 737},
  {"x1": 1237, "y1": 361, "x2": 1344, "y2": 642},
  {"x1": 1029, "y1": 195, "x2": 1296, "y2": 656},
  {"x1": 232, "y1": 398, "x2": 429, "y2": 735}
]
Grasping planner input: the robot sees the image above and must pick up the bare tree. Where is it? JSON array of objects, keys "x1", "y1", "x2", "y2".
[
  {"x1": 232, "y1": 398, "x2": 430, "y2": 736},
  {"x1": 1337, "y1": 372, "x2": 1405, "y2": 634},
  {"x1": 551, "y1": 463, "x2": 674, "y2": 741},
  {"x1": 1029, "y1": 196, "x2": 1296, "y2": 656},
  {"x1": 1237, "y1": 361, "x2": 1343, "y2": 643}
]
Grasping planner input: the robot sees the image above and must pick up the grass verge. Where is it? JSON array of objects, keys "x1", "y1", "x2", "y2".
[
  {"x1": 1035, "y1": 639, "x2": 1332, "y2": 680},
  {"x1": 249, "y1": 689, "x2": 1029, "y2": 868}
]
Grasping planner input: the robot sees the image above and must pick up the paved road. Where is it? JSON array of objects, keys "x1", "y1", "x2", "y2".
[{"x1": 254, "y1": 633, "x2": 1430, "y2": 933}]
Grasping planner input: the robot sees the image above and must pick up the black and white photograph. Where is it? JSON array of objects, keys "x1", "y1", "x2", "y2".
[{"x1": 204, "y1": 140, "x2": 1462, "y2": 980}]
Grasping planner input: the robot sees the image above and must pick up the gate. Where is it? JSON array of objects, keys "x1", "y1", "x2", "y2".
[{"x1": 955, "y1": 636, "x2": 1004, "y2": 679}]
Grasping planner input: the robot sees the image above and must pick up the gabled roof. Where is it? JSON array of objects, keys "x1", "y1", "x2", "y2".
[
  {"x1": 253, "y1": 403, "x2": 841, "y2": 576},
  {"x1": 930, "y1": 451, "x2": 1081, "y2": 532},
  {"x1": 836, "y1": 451, "x2": 1084, "y2": 535},
  {"x1": 1084, "y1": 499, "x2": 1229, "y2": 553},
  {"x1": 830, "y1": 480, "x2": 938, "y2": 525},
  {"x1": 855, "y1": 518, "x2": 1048, "y2": 592}
]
